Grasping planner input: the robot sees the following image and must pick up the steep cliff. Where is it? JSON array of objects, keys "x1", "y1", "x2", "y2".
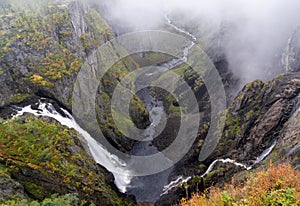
[
  {"x1": 0, "y1": 0, "x2": 149, "y2": 151},
  {"x1": 1, "y1": 1, "x2": 300, "y2": 205},
  {"x1": 0, "y1": 0, "x2": 147, "y2": 205},
  {"x1": 282, "y1": 27, "x2": 300, "y2": 73},
  {"x1": 0, "y1": 114, "x2": 134, "y2": 205},
  {"x1": 157, "y1": 72, "x2": 300, "y2": 205}
]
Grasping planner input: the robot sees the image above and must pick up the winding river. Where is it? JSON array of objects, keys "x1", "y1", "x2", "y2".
[
  {"x1": 124, "y1": 14, "x2": 200, "y2": 201},
  {"x1": 12, "y1": 15, "x2": 277, "y2": 203}
]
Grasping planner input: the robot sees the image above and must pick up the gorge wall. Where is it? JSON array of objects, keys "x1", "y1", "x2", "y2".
[{"x1": 0, "y1": 0, "x2": 300, "y2": 205}]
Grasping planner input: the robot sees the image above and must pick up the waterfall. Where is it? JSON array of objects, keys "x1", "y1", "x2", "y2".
[
  {"x1": 160, "y1": 142, "x2": 277, "y2": 196},
  {"x1": 14, "y1": 101, "x2": 132, "y2": 193},
  {"x1": 159, "y1": 15, "x2": 278, "y2": 197}
]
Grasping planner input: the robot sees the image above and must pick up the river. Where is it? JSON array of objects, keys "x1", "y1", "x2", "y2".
[{"x1": 11, "y1": 14, "x2": 277, "y2": 203}]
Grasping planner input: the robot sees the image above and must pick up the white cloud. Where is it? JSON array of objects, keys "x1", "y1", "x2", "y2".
[{"x1": 95, "y1": 0, "x2": 300, "y2": 85}]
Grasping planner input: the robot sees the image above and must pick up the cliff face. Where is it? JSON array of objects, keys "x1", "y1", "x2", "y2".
[
  {"x1": 0, "y1": 114, "x2": 134, "y2": 205},
  {"x1": 157, "y1": 72, "x2": 300, "y2": 205},
  {"x1": 0, "y1": 0, "x2": 147, "y2": 205},
  {"x1": 214, "y1": 73, "x2": 300, "y2": 163},
  {"x1": 1, "y1": 1, "x2": 300, "y2": 205},
  {"x1": 0, "y1": 0, "x2": 149, "y2": 151},
  {"x1": 274, "y1": 85, "x2": 300, "y2": 169},
  {"x1": 282, "y1": 27, "x2": 300, "y2": 73}
]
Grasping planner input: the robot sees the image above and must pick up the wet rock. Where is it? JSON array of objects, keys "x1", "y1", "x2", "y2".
[
  {"x1": 0, "y1": 115, "x2": 135, "y2": 205},
  {"x1": 282, "y1": 27, "x2": 300, "y2": 73},
  {"x1": 0, "y1": 0, "x2": 148, "y2": 152},
  {"x1": 156, "y1": 73, "x2": 300, "y2": 205},
  {"x1": 0, "y1": 173, "x2": 25, "y2": 201},
  {"x1": 276, "y1": 92, "x2": 300, "y2": 168}
]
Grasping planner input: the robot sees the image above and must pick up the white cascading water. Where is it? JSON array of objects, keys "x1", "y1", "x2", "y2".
[
  {"x1": 161, "y1": 142, "x2": 277, "y2": 196},
  {"x1": 10, "y1": 15, "x2": 201, "y2": 199},
  {"x1": 10, "y1": 14, "x2": 279, "y2": 200},
  {"x1": 161, "y1": 15, "x2": 197, "y2": 70},
  {"x1": 14, "y1": 102, "x2": 131, "y2": 193},
  {"x1": 160, "y1": 176, "x2": 192, "y2": 196},
  {"x1": 160, "y1": 15, "x2": 278, "y2": 196}
]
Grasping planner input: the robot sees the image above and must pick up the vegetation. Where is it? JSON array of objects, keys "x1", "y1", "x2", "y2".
[
  {"x1": 132, "y1": 52, "x2": 174, "y2": 67},
  {"x1": 0, "y1": 193, "x2": 93, "y2": 206},
  {"x1": 4, "y1": 93, "x2": 31, "y2": 105},
  {"x1": 179, "y1": 163, "x2": 300, "y2": 206},
  {"x1": 0, "y1": 0, "x2": 84, "y2": 86},
  {"x1": 0, "y1": 116, "x2": 131, "y2": 205},
  {"x1": 0, "y1": 0, "x2": 147, "y2": 152}
]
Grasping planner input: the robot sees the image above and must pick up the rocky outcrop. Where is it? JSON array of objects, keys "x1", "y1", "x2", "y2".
[
  {"x1": 0, "y1": 0, "x2": 149, "y2": 151},
  {"x1": 0, "y1": 114, "x2": 135, "y2": 205},
  {"x1": 214, "y1": 73, "x2": 300, "y2": 162},
  {"x1": 156, "y1": 72, "x2": 300, "y2": 205},
  {"x1": 0, "y1": 172, "x2": 25, "y2": 201},
  {"x1": 275, "y1": 91, "x2": 300, "y2": 168},
  {"x1": 282, "y1": 27, "x2": 300, "y2": 73}
]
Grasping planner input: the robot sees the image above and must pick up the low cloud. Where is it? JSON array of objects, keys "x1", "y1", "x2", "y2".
[{"x1": 100, "y1": 0, "x2": 300, "y2": 85}]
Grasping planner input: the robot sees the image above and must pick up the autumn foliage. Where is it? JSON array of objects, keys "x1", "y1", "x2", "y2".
[{"x1": 180, "y1": 163, "x2": 300, "y2": 206}]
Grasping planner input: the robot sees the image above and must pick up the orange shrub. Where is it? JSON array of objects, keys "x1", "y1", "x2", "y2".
[{"x1": 180, "y1": 163, "x2": 300, "y2": 206}]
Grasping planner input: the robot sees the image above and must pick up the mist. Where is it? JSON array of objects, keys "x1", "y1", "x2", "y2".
[{"x1": 99, "y1": 0, "x2": 300, "y2": 86}]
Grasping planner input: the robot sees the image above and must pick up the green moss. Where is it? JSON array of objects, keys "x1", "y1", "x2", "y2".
[
  {"x1": 169, "y1": 104, "x2": 181, "y2": 117},
  {"x1": 0, "y1": 67, "x2": 4, "y2": 76},
  {"x1": 19, "y1": 181, "x2": 44, "y2": 200},
  {"x1": 5, "y1": 94, "x2": 31, "y2": 104},
  {"x1": 274, "y1": 73, "x2": 284, "y2": 81},
  {"x1": 199, "y1": 163, "x2": 207, "y2": 171},
  {"x1": 0, "y1": 167, "x2": 10, "y2": 183},
  {"x1": 0, "y1": 116, "x2": 130, "y2": 205},
  {"x1": 134, "y1": 52, "x2": 174, "y2": 66},
  {"x1": 84, "y1": 8, "x2": 113, "y2": 38},
  {"x1": 0, "y1": 193, "x2": 83, "y2": 206},
  {"x1": 224, "y1": 113, "x2": 241, "y2": 137},
  {"x1": 0, "y1": 117, "x2": 66, "y2": 165},
  {"x1": 0, "y1": 2, "x2": 83, "y2": 83}
]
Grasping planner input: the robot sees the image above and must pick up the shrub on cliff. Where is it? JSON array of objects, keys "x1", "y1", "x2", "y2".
[
  {"x1": 0, "y1": 193, "x2": 93, "y2": 206},
  {"x1": 180, "y1": 163, "x2": 300, "y2": 206}
]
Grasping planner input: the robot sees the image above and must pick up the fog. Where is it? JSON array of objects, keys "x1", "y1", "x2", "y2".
[{"x1": 100, "y1": 0, "x2": 300, "y2": 86}]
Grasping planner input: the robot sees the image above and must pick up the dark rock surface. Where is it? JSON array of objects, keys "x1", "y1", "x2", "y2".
[
  {"x1": 0, "y1": 173, "x2": 25, "y2": 201},
  {"x1": 0, "y1": 0, "x2": 149, "y2": 152},
  {"x1": 1, "y1": 1, "x2": 300, "y2": 205},
  {"x1": 0, "y1": 114, "x2": 135, "y2": 205},
  {"x1": 156, "y1": 72, "x2": 300, "y2": 205}
]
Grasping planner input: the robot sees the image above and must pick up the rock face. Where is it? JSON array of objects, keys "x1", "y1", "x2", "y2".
[
  {"x1": 0, "y1": 1, "x2": 147, "y2": 205},
  {"x1": 0, "y1": 173, "x2": 25, "y2": 201},
  {"x1": 0, "y1": 114, "x2": 134, "y2": 205},
  {"x1": 157, "y1": 73, "x2": 300, "y2": 205},
  {"x1": 0, "y1": 0, "x2": 149, "y2": 151},
  {"x1": 275, "y1": 90, "x2": 300, "y2": 169},
  {"x1": 282, "y1": 27, "x2": 300, "y2": 73},
  {"x1": 215, "y1": 73, "x2": 300, "y2": 162}
]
